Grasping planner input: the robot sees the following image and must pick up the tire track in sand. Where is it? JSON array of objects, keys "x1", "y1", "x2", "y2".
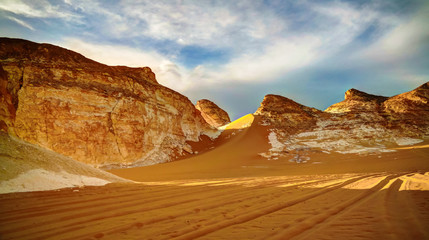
[
  {"x1": 383, "y1": 176, "x2": 429, "y2": 239},
  {"x1": 1, "y1": 176, "x2": 343, "y2": 240},
  {"x1": 29, "y1": 176, "x2": 356, "y2": 240},
  {"x1": 165, "y1": 174, "x2": 374, "y2": 240},
  {"x1": 266, "y1": 173, "x2": 407, "y2": 240}
]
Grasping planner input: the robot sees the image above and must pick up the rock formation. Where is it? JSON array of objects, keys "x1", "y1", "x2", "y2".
[
  {"x1": 0, "y1": 38, "x2": 217, "y2": 167},
  {"x1": 256, "y1": 84, "x2": 429, "y2": 161},
  {"x1": 195, "y1": 99, "x2": 230, "y2": 128},
  {"x1": 325, "y1": 82, "x2": 429, "y2": 137},
  {"x1": 325, "y1": 89, "x2": 388, "y2": 113},
  {"x1": 255, "y1": 94, "x2": 321, "y2": 134}
]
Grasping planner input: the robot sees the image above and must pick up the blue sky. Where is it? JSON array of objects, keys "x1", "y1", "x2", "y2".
[{"x1": 1, "y1": 0, "x2": 428, "y2": 120}]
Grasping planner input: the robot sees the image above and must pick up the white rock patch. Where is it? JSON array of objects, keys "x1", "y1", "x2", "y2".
[
  {"x1": 268, "y1": 131, "x2": 285, "y2": 152},
  {"x1": 395, "y1": 137, "x2": 424, "y2": 146},
  {"x1": 0, "y1": 169, "x2": 110, "y2": 194}
]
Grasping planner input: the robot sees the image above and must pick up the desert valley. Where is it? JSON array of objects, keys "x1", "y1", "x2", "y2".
[{"x1": 0, "y1": 38, "x2": 428, "y2": 239}]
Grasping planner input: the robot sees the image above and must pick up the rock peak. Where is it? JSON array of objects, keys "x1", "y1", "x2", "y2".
[
  {"x1": 344, "y1": 88, "x2": 387, "y2": 101},
  {"x1": 255, "y1": 94, "x2": 320, "y2": 115},
  {"x1": 195, "y1": 99, "x2": 230, "y2": 128}
]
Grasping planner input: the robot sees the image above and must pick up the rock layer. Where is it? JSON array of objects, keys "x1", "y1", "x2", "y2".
[
  {"x1": 0, "y1": 38, "x2": 216, "y2": 167},
  {"x1": 195, "y1": 99, "x2": 230, "y2": 128}
]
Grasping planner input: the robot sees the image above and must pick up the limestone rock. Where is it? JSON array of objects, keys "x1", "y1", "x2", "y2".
[
  {"x1": 0, "y1": 38, "x2": 217, "y2": 167},
  {"x1": 195, "y1": 99, "x2": 230, "y2": 128},
  {"x1": 254, "y1": 94, "x2": 321, "y2": 134},
  {"x1": 324, "y1": 84, "x2": 429, "y2": 135},
  {"x1": 257, "y1": 83, "x2": 429, "y2": 158},
  {"x1": 326, "y1": 89, "x2": 388, "y2": 113}
]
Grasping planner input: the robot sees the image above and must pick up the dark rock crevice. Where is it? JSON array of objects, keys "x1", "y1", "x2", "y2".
[{"x1": 108, "y1": 99, "x2": 125, "y2": 159}]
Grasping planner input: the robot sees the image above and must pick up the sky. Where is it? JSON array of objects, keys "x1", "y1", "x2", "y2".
[{"x1": 1, "y1": 0, "x2": 428, "y2": 120}]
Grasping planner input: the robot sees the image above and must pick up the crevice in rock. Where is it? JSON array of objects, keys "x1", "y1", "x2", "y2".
[
  {"x1": 12, "y1": 66, "x2": 25, "y2": 111},
  {"x1": 43, "y1": 87, "x2": 49, "y2": 146},
  {"x1": 109, "y1": 99, "x2": 124, "y2": 160}
]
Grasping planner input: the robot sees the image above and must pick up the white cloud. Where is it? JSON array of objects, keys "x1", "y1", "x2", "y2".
[
  {"x1": 6, "y1": 16, "x2": 35, "y2": 31},
  {"x1": 213, "y1": 36, "x2": 321, "y2": 83},
  {"x1": 60, "y1": 38, "x2": 164, "y2": 67},
  {"x1": 0, "y1": 0, "x2": 78, "y2": 20},
  {"x1": 32, "y1": 1, "x2": 426, "y2": 97},
  {"x1": 119, "y1": 0, "x2": 286, "y2": 48},
  {"x1": 0, "y1": 0, "x2": 48, "y2": 18},
  {"x1": 356, "y1": 5, "x2": 429, "y2": 63},
  {"x1": 178, "y1": 1, "x2": 387, "y2": 86}
]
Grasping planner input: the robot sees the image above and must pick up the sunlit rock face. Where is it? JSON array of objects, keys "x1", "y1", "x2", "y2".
[
  {"x1": 0, "y1": 38, "x2": 217, "y2": 167},
  {"x1": 256, "y1": 85, "x2": 429, "y2": 160},
  {"x1": 325, "y1": 83, "x2": 429, "y2": 137},
  {"x1": 254, "y1": 94, "x2": 322, "y2": 134},
  {"x1": 382, "y1": 82, "x2": 429, "y2": 133},
  {"x1": 326, "y1": 89, "x2": 388, "y2": 113},
  {"x1": 195, "y1": 99, "x2": 230, "y2": 128}
]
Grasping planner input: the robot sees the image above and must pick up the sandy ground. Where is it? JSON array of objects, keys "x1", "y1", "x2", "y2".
[
  {"x1": 1, "y1": 115, "x2": 428, "y2": 239},
  {"x1": 1, "y1": 172, "x2": 428, "y2": 240}
]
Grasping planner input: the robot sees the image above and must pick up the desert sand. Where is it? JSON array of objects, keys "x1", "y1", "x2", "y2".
[{"x1": 1, "y1": 115, "x2": 428, "y2": 239}]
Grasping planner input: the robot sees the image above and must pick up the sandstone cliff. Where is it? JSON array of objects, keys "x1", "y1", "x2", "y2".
[
  {"x1": 0, "y1": 38, "x2": 217, "y2": 167},
  {"x1": 195, "y1": 99, "x2": 230, "y2": 128},
  {"x1": 256, "y1": 84, "x2": 429, "y2": 161}
]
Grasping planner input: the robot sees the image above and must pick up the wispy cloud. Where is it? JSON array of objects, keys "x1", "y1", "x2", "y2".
[
  {"x1": 119, "y1": 0, "x2": 287, "y2": 48},
  {"x1": 0, "y1": 0, "x2": 78, "y2": 20},
  {"x1": 6, "y1": 16, "x2": 34, "y2": 31},
  {"x1": 200, "y1": 36, "x2": 321, "y2": 84},
  {"x1": 356, "y1": 4, "x2": 429, "y2": 64}
]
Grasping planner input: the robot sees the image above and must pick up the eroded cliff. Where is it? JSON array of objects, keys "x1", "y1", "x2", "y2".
[{"x1": 0, "y1": 38, "x2": 217, "y2": 167}]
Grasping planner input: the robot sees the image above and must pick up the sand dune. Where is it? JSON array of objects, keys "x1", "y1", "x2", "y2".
[{"x1": 1, "y1": 116, "x2": 428, "y2": 239}]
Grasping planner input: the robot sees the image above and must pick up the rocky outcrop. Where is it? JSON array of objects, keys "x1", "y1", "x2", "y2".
[
  {"x1": 0, "y1": 38, "x2": 217, "y2": 167},
  {"x1": 324, "y1": 83, "x2": 429, "y2": 137},
  {"x1": 325, "y1": 89, "x2": 388, "y2": 113},
  {"x1": 256, "y1": 84, "x2": 429, "y2": 160},
  {"x1": 383, "y1": 82, "x2": 429, "y2": 116},
  {"x1": 195, "y1": 99, "x2": 230, "y2": 128},
  {"x1": 254, "y1": 94, "x2": 322, "y2": 134}
]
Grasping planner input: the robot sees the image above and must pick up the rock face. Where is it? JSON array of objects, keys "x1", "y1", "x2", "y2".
[
  {"x1": 195, "y1": 99, "x2": 230, "y2": 128},
  {"x1": 256, "y1": 84, "x2": 429, "y2": 161},
  {"x1": 0, "y1": 38, "x2": 217, "y2": 167},
  {"x1": 326, "y1": 89, "x2": 388, "y2": 113},
  {"x1": 255, "y1": 94, "x2": 321, "y2": 134},
  {"x1": 382, "y1": 82, "x2": 429, "y2": 132},
  {"x1": 325, "y1": 83, "x2": 429, "y2": 136}
]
